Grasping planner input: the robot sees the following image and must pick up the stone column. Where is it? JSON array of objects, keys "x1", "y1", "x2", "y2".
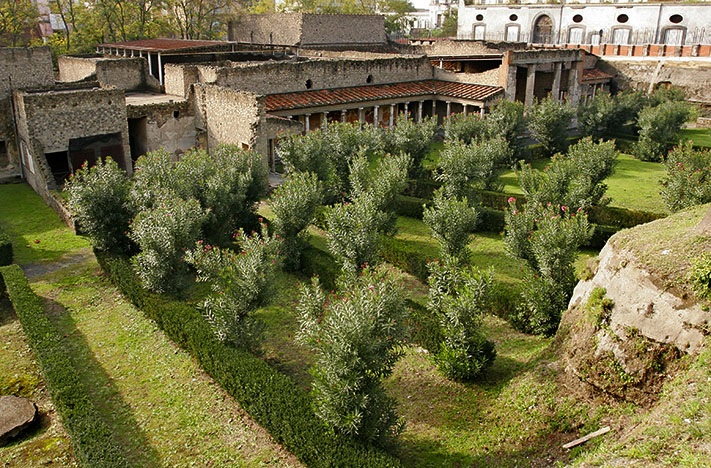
[
  {"x1": 358, "y1": 107, "x2": 364, "y2": 126},
  {"x1": 445, "y1": 101, "x2": 451, "y2": 118},
  {"x1": 147, "y1": 52, "x2": 152, "y2": 77},
  {"x1": 389, "y1": 104, "x2": 395, "y2": 127},
  {"x1": 462, "y1": 104, "x2": 468, "y2": 116},
  {"x1": 480, "y1": 106, "x2": 485, "y2": 117},
  {"x1": 567, "y1": 64, "x2": 581, "y2": 108},
  {"x1": 322, "y1": 112, "x2": 328, "y2": 128},
  {"x1": 505, "y1": 65, "x2": 517, "y2": 101},
  {"x1": 418, "y1": 101, "x2": 424, "y2": 122},
  {"x1": 432, "y1": 100, "x2": 436, "y2": 116},
  {"x1": 158, "y1": 52, "x2": 164, "y2": 85},
  {"x1": 404, "y1": 102, "x2": 409, "y2": 118},
  {"x1": 304, "y1": 114, "x2": 311, "y2": 132},
  {"x1": 552, "y1": 62, "x2": 562, "y2": 101},
  {"x1": 341, "y1": 109, "x2": 347, "y2": 123},
  {"x1": 373, "y1": 105, "x2": 380, "y2": 128},
  {"x1": 524, "y1": 64, "x2": 537, "y2": 108}
]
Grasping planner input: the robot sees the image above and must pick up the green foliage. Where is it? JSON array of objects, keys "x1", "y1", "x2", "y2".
[
  {"x1": 278, "y1": 121, "x2": 383, "y2": 202},
  {"x1": 518, "y1": 137, "x2": 618, "y2": 211},
  {"x1": 65, "y1": 157, "x2": 134, "y2": 253},
  {"x1": 185, "y1": 224, "x2": 281, "y2": 352},
  {"x1": 0, "y1": 0, "x2": 41, "y2": 47},
  {"x1": 444, "y1": 113, "x2": 490, "y2": 145},
  {"x1": 578, "y1": 93, "x2": 624, "y2": 140},
  {"x1": 326, "y1": 152, "x2": 410, "y2": 275},
  {"x1": 380, "y1": 237, "x2": 430, "y2": 283},
  {"x1": 660, "y1": 142, "x2": 711, "y2": 212},
  {"x1": 435, "y1": 138, "x2": 510, "y2": 198},
  {"x1": 689, "y1": 253, "x2": 711, "y2": 302},
  {"x1": 526, "y1": 97, "x2": 574, "y2": 156},
  {"x1": 95, "y1": 253, "x2": 400, "y2": 466},
  {"x1": 384, "y1": 115, "x2": 437, "y2": 178},
  {"x1": 423, "y1": 189, "x2": 478, "y2": 263},
  {"x1": 486, "y1": 99, "x2": 526, "y2": 162},
  {"x1": 270, "y1": 171, "x2": 323, "y2": 270},
  {"x1": 130, "y1": 193, "x2": 207, "y2": 293},
  {"x1": 634, "y1": 101, "x2": 693, "y2": 162},
  {"x1": 0, "y1": 265, "x2": 129, "y2": 467},
  {"x1": 504, "y1": 201, "x2": 592, "y2": 335},
  {"x1": 427, "y1": 259, "x2": 496, "y2": 381},
  {"x1": 394, "y1": 194, "x2": 429, "y2": 219},
  {"x1": 296, "y1": 268, "x2": 407, "y2": 446},
  {"x1": 131, "y1": 146, "x2": 266, "y2": 246},
  {"x1": 0, "y1": 228, "x2": 12, "y2": 266}
]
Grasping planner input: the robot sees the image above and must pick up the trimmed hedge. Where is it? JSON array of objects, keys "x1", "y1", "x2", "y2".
[
  {"x1": 395, "y1": 195, "x2": 429, "y2": 219},
  {"x1": 94, "y1": 252, "x2": 400, "y2": 467},
  {"x1": 0, "y1": 265, "x2": 129, "y2": 467},
  {"x1": 300, "y1": 245, "x2": 339, "y2": 291},
  {"x1": 381, "y1": 237, "x2": 431, "y2": 283},
  {"x1": 0, "y1": 228, "x2": 12, "y2": 266},
  {"x1": 587, "y1": 205, "x2": 666, "y2": 229}
]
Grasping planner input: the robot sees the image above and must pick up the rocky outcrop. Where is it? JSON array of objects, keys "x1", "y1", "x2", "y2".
[{"x1": 558, "y1": 205, "x2": 711, "y2": 405}]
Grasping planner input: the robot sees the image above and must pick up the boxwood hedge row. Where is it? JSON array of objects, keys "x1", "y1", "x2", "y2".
[
  {"x1": 94, "y1": 252, "x2": 400, "y2": 468},
  {"x1": 0, "y1": 264, "x2": 129, "y2": 467}
]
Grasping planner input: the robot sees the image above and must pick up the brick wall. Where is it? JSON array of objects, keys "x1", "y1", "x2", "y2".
[
  {"x1": 0, "y1": 48, "x2": 54, "y2": 99},
  {"x1": 300, "y1": 14, "x2": 386, "y2": 47},
  {"x1": 230, "y1": 13, "x2": 303, "y2": 45}
]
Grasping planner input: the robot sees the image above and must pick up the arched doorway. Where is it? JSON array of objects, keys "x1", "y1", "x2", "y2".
[{"x1": 532, "y1": 15, "x2": 553, "y2": 44}]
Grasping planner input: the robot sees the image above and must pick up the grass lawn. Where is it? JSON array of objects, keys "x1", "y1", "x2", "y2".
[
  {"x1": 496, "y1": 154, "x2": 667, "y2": 214},
  {"x1": 679, "y1": 128, "x2": 711, "y2": 148},
  {"x1": 0, "y1": 183, "x2": 299, "y2": 467}
]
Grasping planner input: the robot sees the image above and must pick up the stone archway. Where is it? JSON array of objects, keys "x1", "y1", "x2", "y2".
[{"x1": 532, "y1": 15, "x2": 553, "y2": 44}]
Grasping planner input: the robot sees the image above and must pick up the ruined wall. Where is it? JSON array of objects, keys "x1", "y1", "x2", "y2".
[
  {"x1": 0, "y1": 47, "x2": 55, "y2": 169},
  {"x1": 14, "y1": 87, "x2": 131, "y2": 197},
  {"x1": 214, "y1": 56, "x2": 434, "y2": 95},
  {"x1": 230, "y1": 13, "x2": 386, "y2": 47},
  {"x1": 59, "y1": 56, "x2": 147, "y2": 91},
  {"x1": 127, "y1": 101, "x2": 197, "y2": 157},
  {"x1": 194, "y1": 84, "x2": 267, "y2": 158},
  {"x1": 598, "y1": 58, "x2": 711, "y2": 102},
  {"x1": 164, "y1": 64, "x2": 200, "y2": 98},
  {"x1": 434, "y1": 67, "x2": 500, "y2": 86},
  {"x1": 300, "y1": 14, "x2": 386, "y2": 47},
  {"x1": 230, "y1": 13, "x2": 303, "y2": 45}
]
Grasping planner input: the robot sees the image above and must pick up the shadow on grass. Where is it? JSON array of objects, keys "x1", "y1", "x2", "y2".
[{"x1": 43, "y1": 298, "x2": 161, "y2": 467}]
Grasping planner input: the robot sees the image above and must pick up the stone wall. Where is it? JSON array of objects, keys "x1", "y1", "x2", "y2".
[
  {"x1": 127, "y1": 100, "x2": 196, "y2": 158},
  {"x1": 0, "y1": 48, "x2": 54, "y2": 99},
  {"x1": 59, "y1": 56, "x2": 147, "y2": 91},
  {"x1": 194, "y1": 84, "x2": 267, "y2": 158},
  {"x1": 230, "y1": 13, "x2": 386, "y2": 47},
  {"x1": 300, "y1": 14, "x2": 386, "y2": 47},
  {"x1": 13, "y1": 87, "x2": 131, "y2": 195},
  {"x1": 164, "y1": 64, "x2": 200, "y2": 98},
  {"x1": 599, "y1": 58, "x2": 711, "y2": 102},
  {"x1": 230, "y1": 13, "x2": 303, "y2": 45},
  {"x1": 212, "y1": 56, "x2": 434, "y2": 95}
]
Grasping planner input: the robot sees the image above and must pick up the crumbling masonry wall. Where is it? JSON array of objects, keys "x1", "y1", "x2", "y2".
[{"x1": 59, "y1": 56, "x2": 149, "y2": 91}]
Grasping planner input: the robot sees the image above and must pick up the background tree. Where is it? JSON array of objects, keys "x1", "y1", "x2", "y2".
[
  {"x1": 0, "y1": 0, "x2": 39, "y2": 47},
  {"x1": 427, "y1": 258, "x2": 496, "y2": 381},
  {"x1": 660, "y1": 141, "x2": 711, "y2": 212},
  {"x1": 526, "y1": 97, "x2": 574, "y2": 156},
  {"x1": 486, "y1": 99, "x2": 525, "y2": 162},
  {"x1": 296, "y1": 267, "x2": 407, "y2": 446},
  {"x1": 164, "y1": 0, "x2": 234, "y2": 39},
  {"x1": 435, "y1": 137, "x2": 510, "y2": 198},
  {"x1": 383, "y1": 114, "x2": 437, "y2": 178}
]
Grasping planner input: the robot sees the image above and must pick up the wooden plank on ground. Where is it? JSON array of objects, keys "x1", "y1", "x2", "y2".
[{"x1": 562, "y1": 426, "x2": 611, "y2": 450}]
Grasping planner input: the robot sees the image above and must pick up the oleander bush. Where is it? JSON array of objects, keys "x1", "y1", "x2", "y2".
[
  {"x1": 660, "y1": 142, "x2": 711, "y2": 212},
  {"x1": 95, "y1": 252, "x2": 400, "y2": 467}
]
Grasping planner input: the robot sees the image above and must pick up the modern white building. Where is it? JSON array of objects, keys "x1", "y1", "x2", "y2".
[{"x1": 457, "y1": 2, "x2": 711, "y2": 45}]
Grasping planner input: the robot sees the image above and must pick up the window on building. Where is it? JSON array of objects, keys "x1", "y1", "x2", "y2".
[
  {"x1": 473, "y1": 24, "x2": 486, "y2": 40},
  {"x1": 663, "y1": 27, "x2": 685, "y2": 45},
  {"x1": 533, "y1": 15, "x2": 553, "y2": 44},
  {"x1": 612, "y1": 28, "x2": 630, "y2": 44},
  {"x1": 506, "y1": 25, "x2": 520, "y2": 42},
  {"x1": 568, "y1": 27, "x2": 584, "y2": 44}
]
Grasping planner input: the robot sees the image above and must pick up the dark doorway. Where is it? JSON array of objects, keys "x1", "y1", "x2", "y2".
[
  {"x1": 45, "y1": 151, "x2": 70, "y2": 185},
  {"x1": 128, "y1": 117, "x2": 149, "y2": 163},
  {"x1": 69, "y1": 133, "x2": 125, "y2": 172}
]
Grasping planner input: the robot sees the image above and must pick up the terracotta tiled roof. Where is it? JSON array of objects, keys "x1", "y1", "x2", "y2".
[
  {"x1": 265, "y1": 80, "x2": 502, "y2": 112},
  {"x1": 582, "y1": 68, "x2": 613, "y2": 83},
  {"x1": 97, "y1": 38, "x2": 230, "y2": 53}
]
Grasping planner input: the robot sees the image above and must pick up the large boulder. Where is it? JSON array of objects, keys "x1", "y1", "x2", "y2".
[
  {"x1": 557, "y1": 204, "x2": 711, "y2": 405},
  {"x1": 0, "y1": 395, "x2": 37, "y2": 445}
]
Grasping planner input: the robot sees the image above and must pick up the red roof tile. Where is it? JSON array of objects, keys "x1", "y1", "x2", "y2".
[
  {"x1": 97, "y1": 38, "x2": 230, "y2": 53},
  {"x1": 265, "y1": 80, "x2": 502, "y2": 112},
  {"x1": 582, "y1": 68, "x2": 613, "y2": 83}
]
